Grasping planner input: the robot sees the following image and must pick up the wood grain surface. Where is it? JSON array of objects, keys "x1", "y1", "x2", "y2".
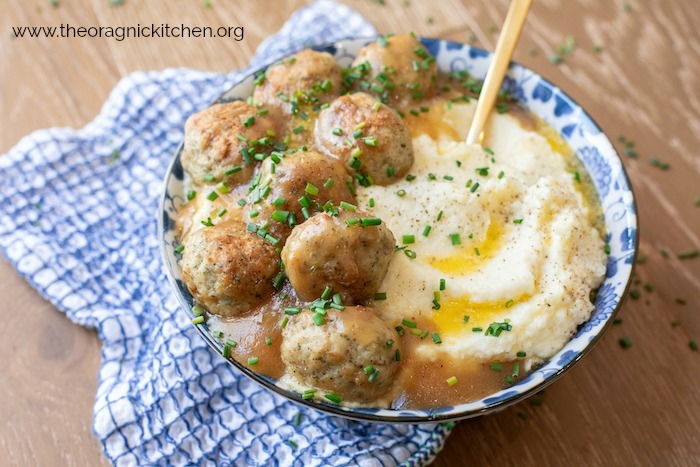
[{"x1": 1, "y1": 0, "x2": 699, "y2": 465}]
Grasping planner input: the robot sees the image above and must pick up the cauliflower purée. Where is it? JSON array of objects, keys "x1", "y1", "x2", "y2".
[{"x1": 360, "y1": 102, "x2": 607, "y2": 372}]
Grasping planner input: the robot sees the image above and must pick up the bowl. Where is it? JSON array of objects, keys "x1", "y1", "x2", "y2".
[{"x1": 159, "y1": 37, "x2": 638, "y2": 423}]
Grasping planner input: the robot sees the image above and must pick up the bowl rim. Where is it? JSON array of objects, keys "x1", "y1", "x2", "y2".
[{"x1": 158, "y1": 36, "x2": 639, "y2": 424}]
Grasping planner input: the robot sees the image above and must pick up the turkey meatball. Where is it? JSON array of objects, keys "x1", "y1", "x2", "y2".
[
  {"x1": 180, "y1": 221, "x2": 280, "y2": 317},
  {"x1": 281, "y1": 209, "x2": 395, "y2": 303},
  {"x1": 181, "y1": 101, "x2": 280, "y2": 186},
  {"x1": 315, "y1": 92, "x2": 413, "y2": 185},
  {"x1": 253, "y1": 49, "x2": 343, "y2": 114},
  {"x1": 246, "y1": 150, "x2": 355, "y2": 244},
  {"x1": 351, "y1": 34, "x2": 437, "y2": 106},
  {"x1": 281, "y1": 306, "x2": 401, "y2": 404}
]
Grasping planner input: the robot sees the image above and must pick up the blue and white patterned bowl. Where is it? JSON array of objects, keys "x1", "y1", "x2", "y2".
[{"x1": 159, "y1": 37, "x2": 638, "y2": 423}]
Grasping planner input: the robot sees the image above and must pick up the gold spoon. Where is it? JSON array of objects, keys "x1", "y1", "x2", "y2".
[{"x1": 466, "y1": 0, "x2": 533, "y2": 146}]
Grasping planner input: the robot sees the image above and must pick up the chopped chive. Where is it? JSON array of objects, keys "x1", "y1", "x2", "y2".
[
  {"x1": 677, "y1": 250, "x2": 699, "y2": 260},
  {"x1": 691, "y1": 340, "x2": 699, "y2": 351},
  {"x1": 450, "y1": 233, "x2": 461, "y2": 245},
  {"x1": 395, "y1": 349, "x2": 401, "y2": 361},
  {"x1": 273, "y1": 197, "x2": 286, "y2": 206},
  {"x1": 305, "y1": 183, "x2": 319, "y2": 196},
  {"x1": 353, "y1": 129, "x2": 364, "y2": 139},
  {"x1": 374, "y1": 292, "x2": 387, "y2": 300},
  {"x1": 505, "y1": 299, "x2": 514, "y2": 308},
  {"x1": 191, "y1": 316, "x2": 205, "y2": 325},
  {"x1": 402, "y1": 319, "x2": 417, "y2": 328},
  {"x1": 436, "y1": 210, "x2": 444, "y2": 221},
  {"x1": 312, "y1": 313, "x2": 325, "y2": 326},
  {"x1": 369, "y1": 198, "x2": 375, "y2": 208},
  {"x1": 472, "y1": 327, "x2": 483, "y2": 332},
  {"x1": 203, "y1": 174, "x2": 216, "y2": 182},
  {"x1": 395, "y1": 325, "x2": 405, "y2": 336},
  {"x1": 345, "y1": 217, "x2": 359, "y2": 226},
  {"x1": 402, "y1": 235, "x2": 415, "y2": 244},
  {"x1": 360, "y1": 217, "x2": 382, "y2": 226},
  {"x1": 206, "y1": 191, "x2": 219, "y2": 201},
  {"x1": 201, "y1": 217, "x2": 214, "y2": 227},
  {"x1": 302, "y1": 389, "x2": 317, "y2": 400},
  {"x1": 339, "y1": 201, "x2": 357, "y2": 211},
  {"x1": 368, "y1": 369, "x2": 380, "y2": 383},
  {"x1": 396, "y1": 189, "x2": 406, "y2": 197},
  {"x1": 618, "y1": 337, "x2": 632, "y2": 349},
  {"x1": 248, "y1": 356, "x2": 259, "y2": 365},
  {"x1": 222, "y1": 344, "x2": 231, "y2": 358},
  {"x1": 187, "y1": 190, "x2": 197, "y2": 201},
  {"x1": 321, "y1": 286, "x2": 332, "y2": 300},
  {"x1": 280, "y1": 316, "x2": 289, "y2": 328},
  {"x1": 225, "y1": 166, "x2": 243, "y2": 176},
  {"x1": 271, "y1": 210, "x2": 290, "y2": 222},
  {"x1": 440, "y1": 278, "x2": 446, "y2": 290},
  {"x1": 332, "y1": 128, "x2": 343, "y2": 136},
  {"x1": 474, "y1": 247, "x2": 480, "y2": 256},
  {"x1": 516, "y1": 351, "x2": 526, "y2": 358},
  {"x1": 404, "y1": 249, "x2": 417, "y2": 259},
  {"x1": 446, "y1": 376, "x2": 458, "y2": 386},
  {"x1": 293, "y1": 125, "x2": 305, "y2": 134},
  {"x1": 244, "y1": 116, "x2": 255, "y2": 127},
  {"x1": 192, "y1": 306, "x2": 203, "y2": 316},
  {"x1": 463, "y1": 316, "x2": 470, "y2": 324},
  {"x1": 498, "y1": 171, "x2": 505, "y2": 179},
  {"x1": 348, "y1": 156, "x2": 362, "y2": 169},
  {"x1": 284, "y1": 307, "x2": 300, "y2": 315},
  {"x1": 363, "y1": 365, "x2": 375, "y2": 375},
  {"x1": 218, "y1": 208, "x2": 227, "y2": 217},
  {"x1": 490, "y1": 362, "x2": 503, "y2": 371},
  {"x1": 324, "y1": 393, "x2": 342, "y2": 404},
  {"x1": 410, "y1": 328, "x2": 423, "y2": 336},
  {"x1": 470, "y1": 182, "x2": 480, "y2": 193},
  {"x1": 422, "y1": 225, "x2": 432, "y2": 237},
  {"x1": 265, "y1": 337, "x2": 272, "y2": 346},
  {"x1": 273, "y1": 271, "x2": 286, "y2": 289},
  {"x1": 323, "y1": 178, "x2": 335, "y2": 189},
  {"x1": 431, "y1": 332, "x2": 442, "y2": 344},
  {"x1": 174, "y1": 245, "x2": 185, "y2": 254},
  {"x1": 513, "y1": 219, "x2": 523, "y2": 224},
  {"x1": 513, "y1": 362, "x2": 520, "y2": 378}
]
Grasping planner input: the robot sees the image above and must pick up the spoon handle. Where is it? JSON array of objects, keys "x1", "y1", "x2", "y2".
[{"x1": 466, "y1": 0, "x2": 533, "y2": 146}]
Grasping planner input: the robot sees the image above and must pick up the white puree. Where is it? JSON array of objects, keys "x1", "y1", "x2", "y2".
[{"x1": 358, "y1": 102, "x2": 607, "y2": 368}]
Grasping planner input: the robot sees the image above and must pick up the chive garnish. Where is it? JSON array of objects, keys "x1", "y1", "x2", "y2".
[
  {"x1": 446, "y1": 376, "x2": 458, "y2": 386},
  {"x1": 402, "y1": 319, "x2": 417, "y2": 328},
  {"x1": 324, "y1": 393, "x2": 342, "y2": 404},
  {"x1": 395, "y1": 349, "x2": 401, "y2": 361},
  {"x1": 191, "y1": 316, "x2": 204, "y2": 325},
  {"x1": 402, "y1": 235, "x2": 415, "y2": 244},
  {"x1": 312, "y1": 313, "x2": 325, "y2": 326},
  {"x1": 192, "y1": 306, "x2": 203, "y2": 316},
  {"x1": 431, "y1": 333, "x2": 442, "y2": 344},
  {"x1": 368, "y1": 369, "x2": 380, "y2": 383},
  {"x1": 206, "y1": 191, "x2": 219, "y2": 201},
  {"x1": 363, "y1": 365, "x2": 375, "y2": 375},
  {"x1": 248, "y1": 356, "x2": 259, "y2": 365},
  {"x1": 516, "y1": 351, "x2": 526, "y2": 358},
  {"x1": 450, "y1": 233, "x2": 461, "y2": 245},
  {"x1": 174, "y1": 245, "x2": 184, "y2": 254},
  {"x1": 490, "y1": 363, "x2": 503, "y2": 372},
  {"x1": 360, "y1": 217, "x2": 382, "y2": 226},
  {"x1": 374, "y1": 292, "x2": 387, "y2": 300},
  {"x1": 422, "y1": 225, "x2": 432, "y2": 237},
  {"x1": 305, "y1": 183, "x2": 319, "y2": 195}
]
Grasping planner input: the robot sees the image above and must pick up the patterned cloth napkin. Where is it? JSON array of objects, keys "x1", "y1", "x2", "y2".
[{"x1": 0, "y1": 1, "x2": 452, "y2": 465}]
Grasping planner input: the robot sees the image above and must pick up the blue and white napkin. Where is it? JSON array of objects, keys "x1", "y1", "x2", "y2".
[{"x1": 0, "y1": 1, "x2": 451, "y2": 465}]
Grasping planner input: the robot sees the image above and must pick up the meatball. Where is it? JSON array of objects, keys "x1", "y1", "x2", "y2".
[
  {"x1": 253, "y1": 49, "x2": 343, "y2": 114},
  {"x1": 180, "y1": 221, "x2": 280, "y2": 317},
  {"x1": 281, "y1": 209, "x2": 395, "y2": 303},
  {"x1": 246, "y1": 150, "x2": 355, "y2": 244},
  {"x1": 281, "y1": 306, "x2": 400, "y2": 403},
  {"x1": 315, "y1": 92, "x2": 414, "y2": 185},
  {"x1": 181, "y1": 101, "x2": 280, "y2": 186},
  {"x1": 351, "y1": 34, "x2": 437, "y2": 106}
]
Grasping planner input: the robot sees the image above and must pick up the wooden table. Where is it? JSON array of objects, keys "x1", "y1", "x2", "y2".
[{"x1": 2, "y1": 0, "x2": 699, "y2": 465}]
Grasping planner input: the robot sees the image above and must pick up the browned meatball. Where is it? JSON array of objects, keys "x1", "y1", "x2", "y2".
[
  {"x1": 281, "y1": 306, "x2": 400, "y2": 404},
  {"x1": 351, "y1": 34, "x2": 437, "y2": 106},
  {"x1": 181, "y1": 101, "x2": 280, "y2": 186},
  {"x1": 246, "y1": 150, "x2": 355, "y2": 244},
  {"x1": 281, "y1": 209, "x2": 395, "y2": 303},
  {"x1": 253, "y1": 49, "x2": 343, "y2": 114},
  {"x1": 315, "y1": 92, "x2": 413, "y2": 185},
  {"x1": 180, "y1": 221, "x2": 280, "y2": 317}
]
